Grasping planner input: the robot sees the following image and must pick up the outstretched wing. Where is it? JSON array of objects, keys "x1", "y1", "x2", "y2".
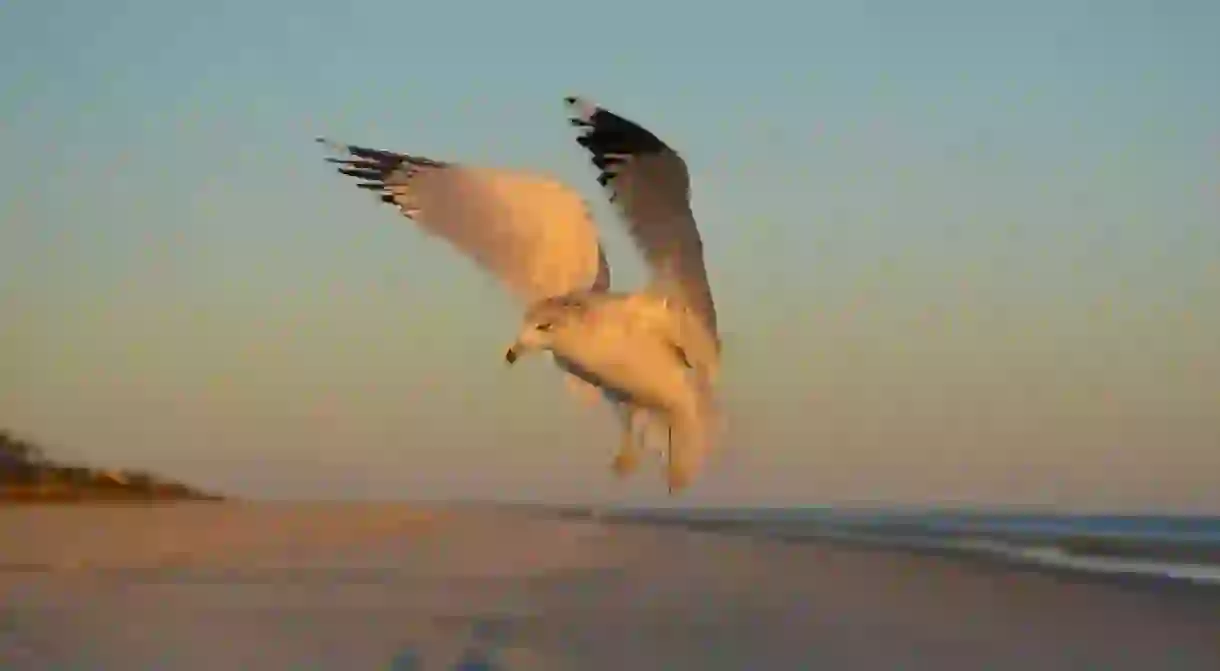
[
  {"x1": 564, "y1": 97, "x2": 719, "y2": 354},
  {"x1": 319, "y1": 139, "x2": 611, "y2": 303}
]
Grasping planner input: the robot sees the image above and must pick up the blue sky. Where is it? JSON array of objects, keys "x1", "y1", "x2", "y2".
[{"x1": 2, "y1": 0, "x2": 1217, "y2": 510}]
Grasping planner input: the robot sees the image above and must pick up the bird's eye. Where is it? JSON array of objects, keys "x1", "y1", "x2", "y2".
[{"x1": 536, "y1": 322, "x2": 553, "y2": 332}]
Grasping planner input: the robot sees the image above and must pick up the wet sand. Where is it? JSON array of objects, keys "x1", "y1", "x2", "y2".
[{"x1": 2, "y1": 503, "x2": 1217, "y2": 670}]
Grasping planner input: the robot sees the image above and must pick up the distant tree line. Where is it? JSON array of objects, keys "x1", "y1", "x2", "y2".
[{"x1": 0, "y1": 428, "x2": 223, "y2": 503}]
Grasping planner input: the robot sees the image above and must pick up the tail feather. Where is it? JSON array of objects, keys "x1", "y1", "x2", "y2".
[{"x1": 665, "y1": 408, "x2": 713, "y2": 494}]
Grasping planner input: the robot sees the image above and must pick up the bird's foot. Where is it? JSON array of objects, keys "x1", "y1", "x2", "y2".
[
  {"x1": 665, "y1": 465, "x2": 692, "y2": 494},
  {"x1": 611, "y1": 449, "x2": 640, "y2": 479}
]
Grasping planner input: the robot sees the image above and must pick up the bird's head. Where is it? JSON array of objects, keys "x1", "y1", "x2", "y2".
[{"x1": 504, "y1": 295, "x2": 590, "y2": 366}]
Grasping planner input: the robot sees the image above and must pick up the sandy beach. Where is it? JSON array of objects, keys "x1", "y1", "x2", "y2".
[{"x1": 1, "y1": 503, "x2": 1217, "y2": 670}]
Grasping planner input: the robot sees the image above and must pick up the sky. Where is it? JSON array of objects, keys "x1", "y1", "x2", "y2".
[{"x1": 1, "y1": 0, "x2": 1217, "y2": 511}]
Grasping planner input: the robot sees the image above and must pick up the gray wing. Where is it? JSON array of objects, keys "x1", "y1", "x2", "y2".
[
  {"x1": 319, "y1": 139, "x2": 610, "y2": 304},
  {"x1": 564, "y1": 97, "x2": 719, "y2": 351}
]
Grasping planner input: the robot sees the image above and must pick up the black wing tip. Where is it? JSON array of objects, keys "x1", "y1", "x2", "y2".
[
  {"x1": 317, "y1": 137, "x2": 393, "y2": 195},
  {"x1": 316, "y1": 139, "x2": 443, "y2": 219},
  {"x1": 564, "y1": 96, "x2": 670, "y2": 196},
  {"x1": 564, "y1": 96, "x2": 668, "y2": 154},
  {"x1": 564, "y1": 95, "x2": 600, "y2": 123},
  {"x1": 315, "y1": 136, "x2": 349, "y2": 153}
]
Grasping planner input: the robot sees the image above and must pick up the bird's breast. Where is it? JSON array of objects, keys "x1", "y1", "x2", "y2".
[{"x1": 550, "y1": 329, "x2": 696, "y2": 413}]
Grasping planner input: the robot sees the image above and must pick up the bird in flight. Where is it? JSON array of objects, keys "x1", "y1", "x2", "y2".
[{"x1": 318, "y1": 96, "x2": 722, "y2": 492}]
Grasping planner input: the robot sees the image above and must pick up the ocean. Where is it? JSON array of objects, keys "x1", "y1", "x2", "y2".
[{"x1": 585, "y1": 507, "x2": 1220, "y2": 587}]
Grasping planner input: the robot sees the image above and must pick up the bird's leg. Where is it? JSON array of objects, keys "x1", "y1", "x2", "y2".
[
  {"x1": 611, "y1": 405, "x2": 645, "y2": 479},
  {"x1": 665, "y1": 424, "x2": 676, "y2": 494},
  {"x1": 664, "y1": 413, "x2": 702, "y2": 494}
]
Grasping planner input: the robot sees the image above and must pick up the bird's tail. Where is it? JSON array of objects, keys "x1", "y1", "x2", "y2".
[{"x1": 665, "y1": 405, "x2": 716, "y2": 494}]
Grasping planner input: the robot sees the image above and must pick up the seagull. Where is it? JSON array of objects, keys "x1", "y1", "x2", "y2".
[{"x1": 318, "y1": 96, "x2": 721, "y2": 492}]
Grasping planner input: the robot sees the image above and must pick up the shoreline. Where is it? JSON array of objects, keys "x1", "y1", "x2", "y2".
[{"x1": 1, "y1": 429, "x2": 222, "y2": 505}]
